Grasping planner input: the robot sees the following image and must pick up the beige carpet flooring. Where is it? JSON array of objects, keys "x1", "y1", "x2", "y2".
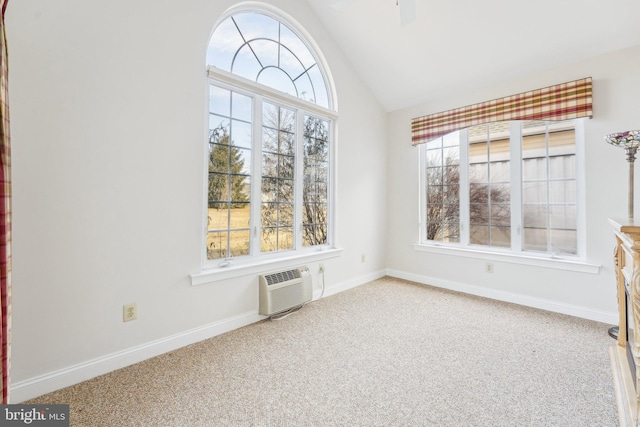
[{"x1": 26, "y1": 277, "x2": 618, "y2": 426}]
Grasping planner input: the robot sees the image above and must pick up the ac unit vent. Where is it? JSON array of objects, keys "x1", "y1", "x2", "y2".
[
  {"x1": 259, "y1": 266, "x2": 311, "y2": 316},
  {"x1": 264, "y1": 269, "x2": 300, "y2": 286}
]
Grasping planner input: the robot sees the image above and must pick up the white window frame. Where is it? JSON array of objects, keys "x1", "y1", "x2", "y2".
[
  {"x1": 192, "y1": 71, "x2": 339, "y2": 285},
  {"x1": 416, "y1": 118, "x2": 599, "y2": 274}
]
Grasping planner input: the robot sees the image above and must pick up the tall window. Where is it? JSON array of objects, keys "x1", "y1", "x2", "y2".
[
  {"x1": 522, "y1": 121, "x2": 577, "y2": 253},
  {"x1": 206, "y1": 11, "x2": 335, "y2": 265},
  {"x1": 468, "y1": 122, "x2": 511, "y2": 248},
  {"x1": 425, "y1": 132, "x2": 460, "y2": 243},
  {"x1": 207, "y1": 87, "x2": 253, "y2": 260},
  {"x1": 420, "y1": 119, "x2": 582, "y2": 257},
  {"x1": 303, "y1": 115, "x2": 329, "y2": 247},
  {"x1": 261, "y1": 103, "x2": 295, "y2": 253}
]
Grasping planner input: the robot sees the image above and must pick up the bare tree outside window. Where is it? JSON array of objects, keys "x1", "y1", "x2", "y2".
[
  {"x1": 303, "y1": 115, "x2": 329, "y2": 246},
  {"x1": 425, "y1": 125, "x2": 511, "y2": 245},
  {"x1": 425, "y1": 133, "x2": 460, "y2": 242},
  {"x1": 261, "y1": 103, "x2": 295, "y2": 253},
  {"x1": 426, "y1": 158, "x2": 460, "y2": 241},
  {"x1": 426, "y1": 159, "x2": 510, "y2": 242}
]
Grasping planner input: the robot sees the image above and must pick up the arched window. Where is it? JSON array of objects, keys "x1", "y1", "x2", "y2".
[
  {"x1": 204, "y1": 9, "x2": 336, "y2": 266},
  {"x1": 207, "y1": 12, "x2": 330, "y2": 108}
]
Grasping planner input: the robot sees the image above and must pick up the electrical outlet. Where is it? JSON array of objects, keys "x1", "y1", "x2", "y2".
[
  {"x1": 485, "y1": 263, "x2": 494, "y2": 274},
  {"x1": 361, "y1": 254, "x2": 366, "y2": 263},
  {"x1": 319, "y1": 263, "x2": 324, "y2": 273},
  {"x1": 123, "y1": 303, "x2": 137, "y2": 322}
]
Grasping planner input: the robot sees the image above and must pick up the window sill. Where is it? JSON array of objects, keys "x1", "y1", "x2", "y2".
[
  {"x1": 190, "y1": 248, "x2": 343, "y2": 286},
  {"x1": 412, "y1": 244, "x2": 600, "y2": 274}
]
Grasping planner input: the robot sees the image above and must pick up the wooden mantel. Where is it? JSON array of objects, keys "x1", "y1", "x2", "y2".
[{"x1": 610, "y1": 218, "x2": 640, "y2": 426}]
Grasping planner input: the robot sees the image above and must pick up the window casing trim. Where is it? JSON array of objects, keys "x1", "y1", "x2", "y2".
[
  {"x1": 412, "y1": 243, "x2": 600, "y2": 274},
  {"x1": 191, "y1": 247, "x2": 343, "y2": 286}
]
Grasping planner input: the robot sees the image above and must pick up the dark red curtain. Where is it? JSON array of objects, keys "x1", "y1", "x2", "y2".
[{"x1": 0, "y1": 0, "x2": 11, "y2": 404}]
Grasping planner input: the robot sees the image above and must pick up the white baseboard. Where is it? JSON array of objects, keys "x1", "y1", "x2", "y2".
[
  {"x1": 11, "y1": 269, "x2": 386, "y2": 403},
  {"x1": 386, "y1": 269, "x2": 617, "y2": 325},
  {"x1": 11, "y1": 311, "x2": 265, "y2": 403},
  {"x1": 313, "y1": 269, "x2": 387, "y2": 300}
]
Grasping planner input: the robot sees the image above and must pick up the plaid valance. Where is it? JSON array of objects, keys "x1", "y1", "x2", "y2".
[{"x1": 411, "y1": 77, "x2": 593, "y2": 146}]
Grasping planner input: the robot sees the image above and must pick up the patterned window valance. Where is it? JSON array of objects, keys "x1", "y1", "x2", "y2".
[{"x1": 411, "y1": 77, "x2": 593, "y2": 146}]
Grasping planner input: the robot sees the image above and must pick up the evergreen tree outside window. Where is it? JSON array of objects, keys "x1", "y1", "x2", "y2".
[{"x1": 207, "y1": 87, "x2": 252, "y2": 260}]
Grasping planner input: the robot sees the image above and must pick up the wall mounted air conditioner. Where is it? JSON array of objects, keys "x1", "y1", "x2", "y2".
[{"x1": 259, "y1": 266, "x2": 312, "y2": 316}]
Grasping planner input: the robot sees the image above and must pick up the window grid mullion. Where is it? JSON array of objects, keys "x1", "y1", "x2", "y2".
[
  {"x1": 545, "y1": 124, "x2": 552, "y2": 254},
  {"x1": 439, "y1": 163, "x2": 445, "y2": 239},
  {"x1": 574, "y1": 119, "x2": 586, "y2": 258},
  {"x1": 459, "y1": 129, "x2": 470, "y2": 246},
  {"x1": 419, "y1": 144, "x2": 426, "y2": 243},
  {"x1": 294, "y1": 110, "x2": 304, "y2": 250},
  {"x1": 250, "y1": 95, "x2": 264, "y2": 257},
  {"x1": 225, "y1": 97, "x2": 234, "y2": 260},
  {"x1": 487, "y1": 129, "x2": 492, "y2": 246},
  {"x1": 509, "y1": 121, "x2": 523, "y2": 252}
]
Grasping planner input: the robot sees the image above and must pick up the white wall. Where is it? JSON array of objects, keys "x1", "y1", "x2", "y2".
[
  {"x1": 386, "y1": 44, "x2": 640, "y2": 322},
  {"x1": 6, "y1": 0, "x2": 388, "y2": 401}
]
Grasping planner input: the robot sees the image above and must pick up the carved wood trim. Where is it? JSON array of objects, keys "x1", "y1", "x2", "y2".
[
  {"x1": 615, "y1": 239, "x2": 627, "y2": 346},
  {"x1": 632, "y1": 268, "x2": 640, "y2": 393}
]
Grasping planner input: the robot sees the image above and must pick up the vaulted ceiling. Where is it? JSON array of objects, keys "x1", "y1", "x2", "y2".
[{"x1": 303, "y1": 0, "x2": 640, "y2": 112}]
